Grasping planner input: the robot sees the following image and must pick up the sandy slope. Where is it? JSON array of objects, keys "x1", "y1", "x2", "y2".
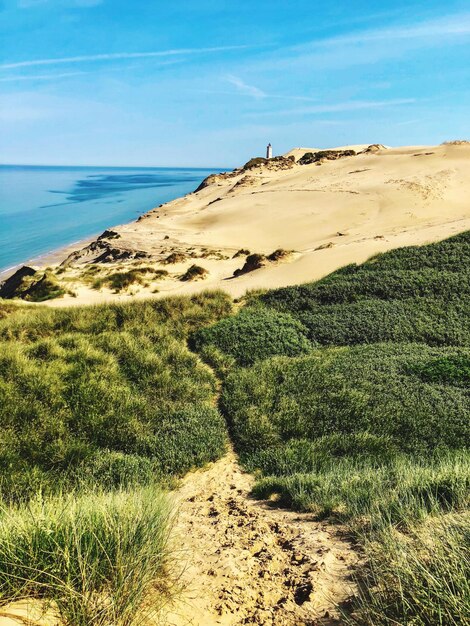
[
  {"x1": 163, "y1": 452, "x2": 358, "y2": 626},
  {"x1": 30, "y1": 142, "x2": 470, "y2": 307}
]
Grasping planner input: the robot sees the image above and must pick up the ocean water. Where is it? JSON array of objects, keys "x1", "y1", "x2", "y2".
[{"x1": 0, "y1": 165, "x2": 218, "y2": 273}]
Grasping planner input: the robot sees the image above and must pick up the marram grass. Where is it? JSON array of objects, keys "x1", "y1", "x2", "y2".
[{"x1": 0, "y1": 487, "x2": 173, "y2": 626}]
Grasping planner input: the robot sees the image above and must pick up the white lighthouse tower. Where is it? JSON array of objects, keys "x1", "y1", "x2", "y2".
[{"x1": 266, "y1": 143, "x2": 273, "y2": 159}]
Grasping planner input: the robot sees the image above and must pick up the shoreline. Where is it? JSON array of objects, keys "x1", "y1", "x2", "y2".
[
  {"x1": 0, "y1": 234, "x2": 98, "y2": 281},
  {"x1": 2, "y1": 143, "x2": 470, "y2": 308},
  {"x1": 0, "y1": 165, "x2": 222, "y2": 282}
]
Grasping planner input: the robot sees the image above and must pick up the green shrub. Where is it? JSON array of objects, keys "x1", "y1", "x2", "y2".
[
  {"x1": 0, "y1": 487, "x2": 172, "y2": 626},
  {"x1": 253, "y1": 231, "x2": 470, "y2": 347},
  {"x1": 191, "y1": 308, "x2": 313, "y2": 366},
  {"x1": 221, "y1": 345, "x2": 470, "y2": 455},
  {"x1": 409, "y1": 354, "x2": 470, "y2": 387},
  {"x1": 0, "y1": 293, "x2": 231, "y2": 498}
]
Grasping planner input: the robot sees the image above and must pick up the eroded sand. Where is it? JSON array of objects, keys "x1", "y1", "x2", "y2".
[
  {"x1": 164, "y1": 452, "x2": 358, "y2": 626},
  {"x1": 0, "y1": 453, "x2": 358, "y2": 626},
  {"x1": 25, "y1": 142, "x2": 470, "y2": 308}
]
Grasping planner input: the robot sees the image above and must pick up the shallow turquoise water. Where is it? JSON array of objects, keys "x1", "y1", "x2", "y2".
[{"x1": 0, "y1": 165, "x2": 217, "y2": 273}]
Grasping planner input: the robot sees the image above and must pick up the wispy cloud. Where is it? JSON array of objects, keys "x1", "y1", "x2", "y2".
[
  {"x1": 310, "y1": 12, "x2": 470, "y2": 47},
  {"x1": 0, "y1": 71, "x2": 86, "y2": 81},
  {"x1": 224, "y1": 74, "x2": 266, "y2": 99},
  {"x1": 248, "y1": 12, "x2": 470, "y2": 74},
  {"x1": 0, "y1": 45, "x2": 250, "y2": 70},
  {"x1": 222, "y1": 75, "x2": 320, "y2": 102},
  {"x1": 248, "y1": 98, "x2": 416, "y2": 117},
  {"x1": 18, "y1": 0, "x2": 103, "y2": 7}
]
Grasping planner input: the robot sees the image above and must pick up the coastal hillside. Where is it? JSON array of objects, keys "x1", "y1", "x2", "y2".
[
  {"x1": 2, "y1": 142, "x2": 470, "y2": 306},
  {"x1": 0, "y1": 232, "x2": 468, "y2": 625}
]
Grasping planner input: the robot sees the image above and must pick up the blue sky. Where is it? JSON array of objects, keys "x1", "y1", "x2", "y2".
[{"x1": 1, "y1": 0, "x2": 469, "y2": 166}]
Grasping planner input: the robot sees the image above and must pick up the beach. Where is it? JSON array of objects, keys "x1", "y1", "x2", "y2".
[
  {"x1": 0, "y1": 165, "x2": 218, "y2": 279},
  {"x1": 6, "y1": 142, "x2": 469, "y2": 307}
]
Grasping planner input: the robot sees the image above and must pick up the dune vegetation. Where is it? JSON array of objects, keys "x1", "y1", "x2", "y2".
[
  {"x1": 192, "y1": 231, "x2": 470, "y2": 625},
  {"x1": 0, "y1": 232, "x2": 468, "y2": 625},
  {"x1": 0, "y1": 291, "x2": 230, "y2": 625}
]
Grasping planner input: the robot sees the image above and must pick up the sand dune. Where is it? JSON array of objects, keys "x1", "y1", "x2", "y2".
[{"x1": 11, "y1": 142, "x2": 470, "y2": 307}]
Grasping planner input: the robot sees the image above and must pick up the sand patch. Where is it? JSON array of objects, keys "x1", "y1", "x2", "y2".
[{"x1": 165, "y1": 452, "x2": 358, "y2": 626}]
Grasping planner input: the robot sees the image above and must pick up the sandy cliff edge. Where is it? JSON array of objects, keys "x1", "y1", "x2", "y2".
[{"x1": 3, "y1": 142, "x2": 470, "y2": 307}]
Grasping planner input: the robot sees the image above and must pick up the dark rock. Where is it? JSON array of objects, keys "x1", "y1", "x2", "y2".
[
  {"x1": 233, "y1": 253, "x2": 267, "y2": 277},
  {"x1": 0, "y1": 266, "x2": 37, "y2": 299},
  {"x1": 298, "y1": 149, "x2": 356, "y2": 165}
]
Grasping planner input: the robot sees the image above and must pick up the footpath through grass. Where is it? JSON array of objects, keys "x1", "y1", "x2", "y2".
[
  {"x1": 0, "y1": 232, "x2": 469, "y2": 625},
  {"x1": 192, "y1": 231, "x2": 470, "y2": 625}
]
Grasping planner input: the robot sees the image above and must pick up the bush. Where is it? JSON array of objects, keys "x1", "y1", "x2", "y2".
[
  {"x1": 221, "y1": 344, "x2": 470, "y2": 455},
  {"x1": 180, "y1": 264, "x2": 208, "y2": 281},
  {"x1": 295, "y1": 297, "x2": 470, "y2": 346},
  {"x1": 0, "y1": 293, "x2": 231, "y2": 498},
  {"x1": 191, "y1": 308, "x2": 313, "y2": 366},
  {"x1": 0, "y1": 487, "x2": 172, "y2": 626}
]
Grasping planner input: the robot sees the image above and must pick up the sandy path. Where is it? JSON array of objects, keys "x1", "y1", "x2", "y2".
[{"x1": 163, "y1": 452, "x2": 358, "y2": 626}]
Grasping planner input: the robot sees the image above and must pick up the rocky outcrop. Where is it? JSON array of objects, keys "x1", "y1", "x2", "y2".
[
  {"x1": 98, "y1": 229, "x2": 121, "y2": 240},
  {"x1": 61, "y1": 240, "x2": 150, "y2": 267},
  {"x1": 0, "y1": 266, "x2": 37, "y2": 299},
  {"x1": 298, "y1": 150, "x2": 356, "y2": 165}
]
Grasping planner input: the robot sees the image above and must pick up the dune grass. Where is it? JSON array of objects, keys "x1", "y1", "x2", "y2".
[
  {"x1": 347, "y1": 512, "x2": 470, "y2": 626},
  {"x1": 192, "y1": 231, "x2": 470, "y2": 625},
  {"x1": 0, "y1": 487, "x2": 173, "y2": 626},
  {"x1": 0, "y1": 232, "x2": 469, "y2": 625},
  {"x1": 0, "y1": 292, "x2": 231, "y2": 500},
  {"x1": 92, "y1": 267, "x2": 169, "y2": 292}
]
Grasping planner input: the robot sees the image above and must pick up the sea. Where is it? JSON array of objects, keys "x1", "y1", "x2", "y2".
[{"x1": 0, "y1": 165, "x2": 219, "y2": 275}]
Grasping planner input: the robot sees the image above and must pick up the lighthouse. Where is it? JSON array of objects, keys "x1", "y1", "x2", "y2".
[{"x1": 266, "y1": 143, "x2": 272, "y2": 159}]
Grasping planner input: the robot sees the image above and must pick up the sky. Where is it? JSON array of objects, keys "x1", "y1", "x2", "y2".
[{"x1": 1, "y1": 0, "x2": 470, "y2": 167}]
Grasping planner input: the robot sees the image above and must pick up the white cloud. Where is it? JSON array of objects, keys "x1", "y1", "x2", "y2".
[
  {"x1": 0, "y1": 45, "x2": 250, "y2": 70},
  {"x1": 248, "y1": 98, "x2": 417, "y2": 117},
  {"x1": 224, "y1": 74, "x2": 266, "y2": 99},
  {"x1": 0, "y1": 71, "x2": 86, "y2": 81}
]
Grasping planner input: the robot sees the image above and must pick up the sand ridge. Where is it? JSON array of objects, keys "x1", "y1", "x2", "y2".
[{"x1": 6, "y1": 142, "x2": 470, "y2": 307}]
